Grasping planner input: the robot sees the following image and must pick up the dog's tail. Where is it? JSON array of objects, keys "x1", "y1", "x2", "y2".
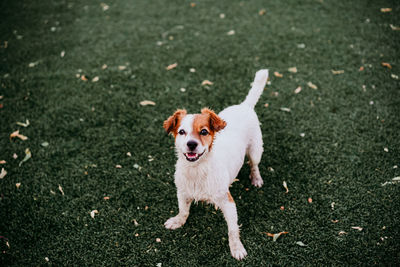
[{"x1": 242, "y1": 69, "x2": 269, "y2": 108}]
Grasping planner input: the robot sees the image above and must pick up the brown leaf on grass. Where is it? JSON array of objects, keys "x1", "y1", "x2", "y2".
[
  {"x1": 190, "y1": 2, "x2": 196, "y2": 7},
  {"x1": 102, "y1": 64, "x2": 108, "y2": 70},
  {"x1": 390, "y1": 24, "x2": 400, "y2": 31},
  {"x1": 351, "y1": 226, "x2": 363, "y2": 231},
  {"x1": 118, "y1": 65, "x2": 127, "y2": 71},
  {"x1": 115, "y1": 165, "x2": 122, "y2": 168},
  {"x1": 274, "y1": 71, "x2": 283, "y2": 78},
  {"x1": 90, "y1": 210, "x2": 99, "y2": 219},
  {"x1": 201, "y1": 80, "x2": 213, "y2": 86},
  {"x1": 58, "y1": 185, "x2": 65, "y2": 195},
  {"x1": 282, "y1": 181, "x2": 289, "y2": 193},
  {"x1": 10, "y1": 130, "x2": 28, "y2": 141},
  {"x1": 331, "y1": 70, "x2": 344, "y2": 75},
  {"x1": 81, "y1": 75, "x2": 88, "y2": 81},
  {"x1": 294, "y1": 87, "x2": 302, "y2": 94},
  {"x1": 103, "y1": 196, "x2": 110, "y2": 200},
  {"x1": 380, "y1": 8, "x2": 392, "y2": 13},
  {"x1": 359, "y1": 66, "x2": 365, "y2": 71},
  {"x1": 0, "y1": 160, "x2": 6, "y2": 164},
  {"x1": 259, "y1": 9, "x2": 266, "y2": 15},
  {"x1": 280, "y1": 206, "x2": 285, "y2": 210},
  {"x1": 16, "y1": 119, "x2": 30, "y2": 127},
  {"x1": 264, "y1": 231, "x2": 289, "y2": 242},
  {"x1": 308, "y1": 197, "x2": 313, "y2": 203},
  {"x1": 0, "y1": 103, "x2": 3, "y2": 109},
  {"x1": 16, "y1": 183, "x2": 21, "y2": 189},
  {"x1": 166, "y1": 63, "x2": 178, "y2": 70},
  {"x1": 338, "y1": 231, "x2": 347, "y2": 236},
  {"x1": 0, "y1": 168, "x2": 7, "y2": 179},
  {"x1": 288, "y1": 67, "x2": 297, "y2": 73},
  {"x1": 381, "y1": 62, "x2": 392, "y2": 69},
  {"x1": 140, "y1": 100, "x2": 156, "y2": 106},
  {"x1": 331, "y1": 219, "x2": 339, "y2": 223},
  {"x1": 19, "y1": 148, "x2": 31, "y2": 167},
  {"x1": 92, "y1": 76, "x2": 99, "y2": 82}
]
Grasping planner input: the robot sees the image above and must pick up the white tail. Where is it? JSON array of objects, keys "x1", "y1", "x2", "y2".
[{"x1": 242, "y1": 69, "x2": 269, "y2": 108}]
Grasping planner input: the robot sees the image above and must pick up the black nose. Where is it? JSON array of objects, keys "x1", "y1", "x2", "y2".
[{"x1": 187, "y1": 141, "x2": 198, "y2": 151}]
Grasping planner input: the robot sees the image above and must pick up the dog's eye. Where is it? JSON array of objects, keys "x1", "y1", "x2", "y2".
[
  {"x1": 200, "y1": 129, "x2": 209, "y2": 136},
  {"x1": 178, "y1": 129, "x2": 185, "y2": 135}
]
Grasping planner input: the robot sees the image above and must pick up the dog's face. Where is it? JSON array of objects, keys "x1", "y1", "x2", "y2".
[{"x1": 164, "y1": 108, "x2": 226, "y2": 162}]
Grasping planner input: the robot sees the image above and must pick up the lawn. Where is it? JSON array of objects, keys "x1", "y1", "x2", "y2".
[{"x1": 1, "y1": 0, "x2": 399, "y2": 265}]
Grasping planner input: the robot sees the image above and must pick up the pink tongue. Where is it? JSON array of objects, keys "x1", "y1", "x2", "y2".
[{"x1": 187, "y1": 153, "x2": 197, "y2": 157}]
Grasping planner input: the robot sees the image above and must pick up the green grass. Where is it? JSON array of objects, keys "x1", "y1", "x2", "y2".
[{"x1": 1, "y1": 0, "x2": 399, "y2": 265}]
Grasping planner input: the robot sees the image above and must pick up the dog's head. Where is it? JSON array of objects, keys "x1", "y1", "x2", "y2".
[{"x1": 163, "y1": 108, "x2": 227, "y2": 162}]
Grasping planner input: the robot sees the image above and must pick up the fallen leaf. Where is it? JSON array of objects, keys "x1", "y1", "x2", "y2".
[
  {"x1": 219, "y1": 13, "x2": 225, "y2": 19},
  {"x1": 296, "y1": 241, "x2": 307, "y2": 247},
  {"x1": 101, "y1": 3, "x2": 109, "y2": 11},
  {"x1": 294, "y1": 87, "x2": 302, "y2": 94},
  {"x1": 380, "y1": 8, "x2": 392, "y2": 12},
  {"x1": 81, "y1": 75, "x2": 88, "y2": 81},
  {"x1": 45, "y1": 257, "x2": 49, "y2": 262},
  {"x1": 126, "y1": 152, "x2": 132, "y2": 157},
  {"x1": 308, "y1": 197, "x2": 313, "y2": 203},
  {"x1": 19, "y1": 148, "x2": 31, "y2": 167},
  {"x1": 115, "y1": 165, "x2": 122, "y2": 168},
  {"x1": 118, "y1": 65, "x2": 127, "y2": 70},
  {"x1": 338, "y1": 231, "x2": 347, "y2": 236},
  {"x1": 227, "y1": 30, "x2": 235, "y2": 35},
  {"x1": 16, "y1": 183, "x2": 21, "y2": 189},
  {"x1": 41, "y1": 142, "x2": 49, "y2": 147},
  {"x1": 331, "y1": 202, "x2": 335, "y2": 210},
  {"x1": 58, "y1": 185, "x2": 64, "y2": 195},
  {"x1": 92, "y1": 76, "x2": 99, "y2": 82},
  {"x1": 282, "y1": 181, "x2": 289, "y2": 193},
  {"x1": 259, "y1": 9, "x2": 266, "y2": 15},
  {"x1": 381, "y1": 62, "x2": 392, "y2": 69},
  {"x1": 190, "y1": 2, "x2": 196, "y2": 7},
  {"x1": 280, "y1": 206, "x2": 285, "y2": 210},
  {"x1": 331, "y1": 219, "x2": 339, "y2": 223},
  {"x1": 274, "y1": 71, "x2": 283, "y2": 78},
  {"x1": 0, "y1": 168, "x2": 7, "y2": 179},
  {"x1": 264, "y1": 231, "x2": 288, "y2": 242},
  {"x1": 307, "y1": 82, "x2": 318, "y2": 90},
  {"x1": 10, "y1": 130, "x2": 28, "y2": 141},
  {"x1": 166, "y1": 63, "x2": 178, "y2": 70},
  {"x1": 60, "y1": 51, "x2": 65, "y2": 58},
  {"x1": 13, "y1": 153, "x2": 18, "y2": 159},
  {"x1": 0, "y1": 160, "x2": 5, "y2": 164},
  {"x1": 288, "y1": 67, "x2": 297, "y2": 73},
  {"x1": 280, "y1": 107, "x2": 291, "y2": 112},
  {"x1": 140, "y1": 100, "x2": 156, "y2": 106},
  {"x1": 359, "y1": 66, "x2": 365, "y2": 71},
  {"x1": 331, "y1": 70, "x2": 344, "y2": 75},
  {"x1": 16, "y1": 119, "x2": 30, "y2": 127},
  {"x1": 102, "y1": 64, "x2": 108, "y2": 70},
  {"x1": 264, "y1": 103, "x2": 269, "y2": 108},
  {"x1": 300, "y1": 133, "x2": 305, "y2": 137},
  {"x1": 156, "y1": 238, "x2": 161, "y2": 243},
  {"x1": 351, "y1": 226, "x2": 363, "y2": 231},
  {"x1": 384, "y1": 147, "x2": 389, "y2": 152},
  {"x1": 393, "y1": 177, "x2": 400, "y2": 181},
  {"x1": 391, "y1": 74, "x2": 399, "y2": 80},
  {"x1": 28, "y1": 62, "x2": 39, "y2": 68},
  {"x1": 201, "y1": 80, "x2": 213, "y2": 86},
  {"x1": 90, "y1": 210, "x2": 99, "y2": 219},
  {"x1": 390, "y1": 24, "x2": 400, "y2": 31},
  {"x1": 133, "y1": 219, "x2": 139, "y2": 226}
]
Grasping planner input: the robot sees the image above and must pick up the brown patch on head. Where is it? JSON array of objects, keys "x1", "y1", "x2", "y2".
[
  {"x1": 192, "y1": 108, "x2": 227, "y2": 150},
  {"x1": 227, "y1": 192, "x2": 235, "y2": 203},
  {"x1": 163, "y1": 109, "x2": 187, "y2": 136}
]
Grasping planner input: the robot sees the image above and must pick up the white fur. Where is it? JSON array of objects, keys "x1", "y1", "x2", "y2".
[{"x1": 165, "y1": 69, "x2": 269, "y2": 260}]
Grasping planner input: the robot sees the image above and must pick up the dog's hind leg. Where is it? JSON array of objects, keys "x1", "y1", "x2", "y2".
[{"x1": 247, "y1": 127, "x2": 264, "y2": 187}]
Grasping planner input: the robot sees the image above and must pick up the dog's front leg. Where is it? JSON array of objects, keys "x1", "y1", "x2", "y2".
[
  {"x1": 216, "y1": 192, "x2": 247, "y2": 260},
  {"x1": 164, "y1": 190, "x2": 192, "y2": 230}
]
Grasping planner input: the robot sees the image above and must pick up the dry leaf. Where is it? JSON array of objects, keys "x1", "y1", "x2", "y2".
[
  {"x1": 190, "y1": 2, "x2": 196, "y2": 7},
  {"x1": 359, "y1": 66, "x2": 365, "y2": 71},
  {"x1": 10, "y1": 130, "x2": 28, "y2": 141},
  {"x1": 294, "y1": 87, "x2": 302, "y2": 94},
  {"x1": 19, "y1": 148, "x2": 31, "y2": 167},
  {"x1": 201, "y1": 80, "x2": 213, "y2": 86},
  {"x1": 331, "y1": 202, "x2": 335, "y2": 210},
  {"x1": 338, "y1": 231, "x2": 347, "y2": 236},
  {"x1": 381, "y1": 62, "x2": 392, "y2": 69},
  {"x1": 41, "y1": 142, "x2": 49, "y2": 147},
  {"x1": 81, "y1": 75, "x2": 88, "y2": 81},
  {"x1": 102, "y1": 64, "x2": 108, "y2": 70},
  {"x1": 0, "y1": 160, "x2": 5, "y2": 164},
  {"x1": 133, "y1": 219, "x2": 139, "y2": 226},
  {"x1": 227, "y1": 30, "x2": 235, "y2": 35},
  {"x1": 390, "y1": 24, "x2": 400, "y2": 31},
  {"x1": 282, "y1": 181, "x2": 289, "y2": 193},
  {"x1": 60, "y1": 51, "x2": 65, "y2": 58},
  {"x1": 126, "y1": 152, "x2": 132, "y2": 157},
  {"x1": 92, "y1": 76, "x2": 99, "y2": 82},
  {"x1": 288, "y1": 67, "x2": 297, "y2": 73},
  {"x1": 274, "y1": 71, "x2": 283, "y2": 78},
  {"x1": 280, "y1": 206, "x2": 285, "y2": 210},
  {"x1": 118, "y1": 65, "x2": 127, "y2": 70},
  {"x1": 90, "y1": 210, "x2": 99, "y2": 219},
  {"x1": 264, "y1": 103, "x2": 269, "y2": 108},
  {"x1": 259, "y1": 9, "x2": 266, "y2": 15},
  {"x1": 280, "y1": 107, "x2": 291, "y2": 112},
  {"x1": 58, "y1": 185, "x2": 64, "y2": 195},
  {"x1": 308, "y1": 197, "x2": 313, "y2": 203},
  {"x1": 307, "y1": 82, "x2": 318, "y2": 90},
  {"x1": 264, "y1": 231, "x2": 288, "y2": 242},
  {"x1": 384, "y1": 147, "x2": 389, "y2": 152},
  {"x1": 331, "y1": 219, "x2": 339, "y2": 223},
  {"x1": 391, "y1": 74, "x2": 399, "y2": 80},
  {"x1": 220, "y1": 13, "x2": 225, "y2": 19},
  {"x1": 140, "y1": 100, "x2": 156, "y2": 106},
  {"x1": 331, "y1": 70, "x2": 344, "y2": 75},
  {"x1": 156, "y1": 238, "x2": 161, "y2": 243},
  {"x1": 300, "y1": 133, "x2": 305, "y2": 137},
  {"x1": 16, "y1": 119, "x2": 30, "y2": 127},
  {"x1": 166, "y1": 63, "x2": 178, "y2": 70},
  {"x1": 351, "y1": 226, "x2": 363, "y2": 231},
  {"x1": 380, "y1": 8, "x2": 392, "y2": 12},
  {"x1": 296, "y1": 241, "x2": 307, "y2": 247},
  {"x1": 13, "y1": 153, "x2": 18, "y2": 159},
  {"x1": 16, "y1": 183, "x2": 21, "y2": 188},
  {"x1": 115, "y1": 165, "x2": 122, "y2": 168},
  {"x1": 0, "y1": 168, "x2": 7, "y2": 179}
]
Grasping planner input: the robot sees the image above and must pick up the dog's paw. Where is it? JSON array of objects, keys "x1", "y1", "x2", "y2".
[
  {"x1": 230, "y1": 241, "x2": 248, "y2": 260},
  {"x1": 164, "y1": 216, "x2": 186, "y2": 230},
  {"x1": 250, "y1": 174, "x2": 264, "y2": 188}
]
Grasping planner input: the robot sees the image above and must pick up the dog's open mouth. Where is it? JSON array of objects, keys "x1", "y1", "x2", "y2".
[{"x1": 184, "y1": 151, "x2": 205, "y2": 162}]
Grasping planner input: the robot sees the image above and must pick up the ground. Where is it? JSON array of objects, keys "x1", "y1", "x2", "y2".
[{"x1": 0, "y1": 0, "x2": 399, "y2": 266}]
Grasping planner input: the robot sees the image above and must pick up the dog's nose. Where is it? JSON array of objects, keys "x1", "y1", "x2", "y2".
[{"x1": 187, "y1": 141, "x2": 198, "y2": 151}]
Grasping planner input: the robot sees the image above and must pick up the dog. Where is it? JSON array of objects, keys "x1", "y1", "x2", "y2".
[{"x1": 163, "y1": 69, "x2": 269, "y2": 260}]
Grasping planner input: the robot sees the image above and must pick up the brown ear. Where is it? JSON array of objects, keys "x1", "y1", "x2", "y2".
[
  {"x1": 201, "y1": 108, "x2": 227, "y2": 132},
  {"x1": 163, "y1": 109, "x2": 187, "y2": 135}
]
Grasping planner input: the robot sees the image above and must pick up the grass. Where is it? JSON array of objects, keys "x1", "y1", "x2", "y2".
[{"x1": 1, "y1": 0, "x2": 399, "y2": 265}]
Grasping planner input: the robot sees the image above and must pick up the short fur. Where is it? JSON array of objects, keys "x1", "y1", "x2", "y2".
[{"x1": 163, "y1": 69, "x2": 269, "y2": 260}]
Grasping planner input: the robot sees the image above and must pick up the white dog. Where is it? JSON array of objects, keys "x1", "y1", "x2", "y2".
[{"x1": 163, "y1": 69, "x2": 269, "y2": 260}]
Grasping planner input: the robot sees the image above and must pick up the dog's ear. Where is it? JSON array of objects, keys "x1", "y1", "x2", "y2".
[
  {"x1": 163, "y1": 109, "x2": 187, "y2": 135},
  {"x1": 201, "y1": 108, "x2": 227, "y2": 132}
]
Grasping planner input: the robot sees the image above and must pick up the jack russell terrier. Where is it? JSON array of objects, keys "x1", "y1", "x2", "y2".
[{"x1": 163, "y1": 69, "x2": 269, "y2": 260}]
